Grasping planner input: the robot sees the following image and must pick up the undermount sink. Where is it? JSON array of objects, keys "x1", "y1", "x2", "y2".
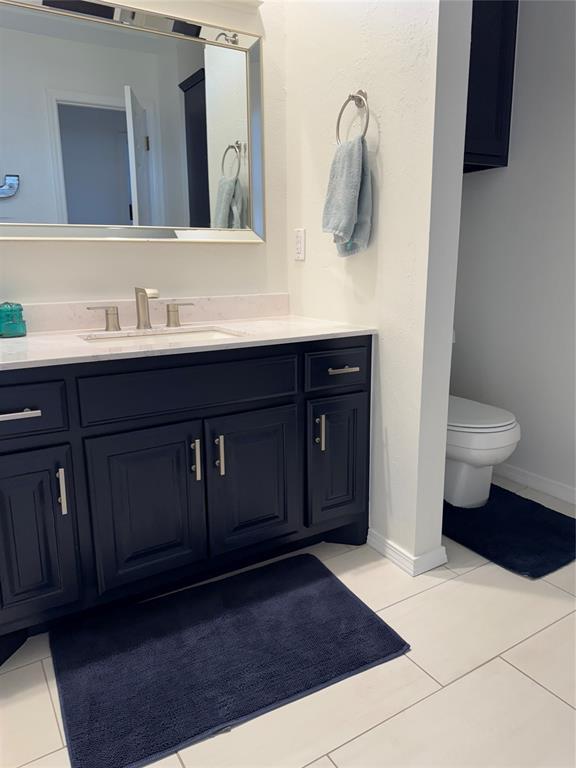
[{"x1": 80, "y1": 326, "x2": 246, "y2": 343}]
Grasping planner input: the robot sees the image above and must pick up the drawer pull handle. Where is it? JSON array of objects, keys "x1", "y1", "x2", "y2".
[
  {"x1": 56, "y1": 467, "x2": 69, "y2": 516},
  {"x1": 0, "y1": 408, "x2": 42, "y2": 422},
  {"x1": 328, "y1": 365, "x2": 360, "y2": 376},
  {"x1": 315, "y1": 415, "x2": 326, "y2": 452},
  {"x1": 191, "y1": 438, "x2": 202, "y2": 482},
  {"x1": 215, "y1": 435, "x2": 226, "y2": 476}
]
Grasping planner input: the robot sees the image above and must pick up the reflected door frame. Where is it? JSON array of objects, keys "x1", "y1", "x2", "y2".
[{"x1": 45, "y1": 88, "x2": 165, "y2": 225}]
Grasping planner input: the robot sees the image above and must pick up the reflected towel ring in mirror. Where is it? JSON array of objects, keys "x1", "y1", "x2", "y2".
[
  {"x1": 222, "y1": 142, "x2": 241, "y2": 180},
  {"x1": 336, "y1": 90, "x2": 369, "y2": 145}
]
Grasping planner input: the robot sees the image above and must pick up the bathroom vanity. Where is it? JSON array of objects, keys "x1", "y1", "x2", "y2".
[{"x1": 0, "y1": 322, "x2": 373, "y2": 638}]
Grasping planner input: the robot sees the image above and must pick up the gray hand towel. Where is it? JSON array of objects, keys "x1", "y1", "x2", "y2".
[
  {"x1": 214, "y1": 177, "x2": 245, "y2": 229},
  {"x1": 230, "y1": 178, "x2": 245, "y2": 229},
  {"x1": 214, "y1": 177, "x2": 236, "y2": 228},
  {"x1": 322, "y1": 136, "x2": 372, "y2": 256}
]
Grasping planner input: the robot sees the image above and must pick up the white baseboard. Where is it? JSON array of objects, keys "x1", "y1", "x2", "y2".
[
  {"x1": 496, "y1": 463, "x2": 576, "y2": 505},
  {"x1": 367, "y1": 529, "x2": 447, "y2": 576}
]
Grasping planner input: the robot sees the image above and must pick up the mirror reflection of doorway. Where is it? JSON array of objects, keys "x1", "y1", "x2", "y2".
[{"x1": 58, "y1": 104, "x2": 132, "y2": 225}]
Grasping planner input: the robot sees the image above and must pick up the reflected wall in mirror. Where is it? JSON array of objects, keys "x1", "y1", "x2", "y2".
[{"x1": 0, "y1": 0, "x2": 264, "y2": 240}]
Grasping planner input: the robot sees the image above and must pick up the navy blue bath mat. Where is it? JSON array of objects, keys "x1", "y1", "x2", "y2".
[
  {"x1": 443, "y1": 485, "x2": 576, "y2": 578},
  {"x1": 50, "y1": 554, "x2": 409, "y2": 768}
]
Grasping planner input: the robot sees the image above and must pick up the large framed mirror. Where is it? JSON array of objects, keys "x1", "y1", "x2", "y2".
[{"x1": 0, "y1": 0, "x2": 264, "y2": 241}]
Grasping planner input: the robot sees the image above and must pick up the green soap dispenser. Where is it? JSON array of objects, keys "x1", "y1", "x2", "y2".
[{"x1": 0, "y1": 302, "x2": 27, "y2": 338}]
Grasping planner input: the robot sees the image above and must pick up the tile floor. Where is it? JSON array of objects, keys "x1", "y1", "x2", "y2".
[{"x1": 1, "y1": 481, "x2": 574, "y2": 768}]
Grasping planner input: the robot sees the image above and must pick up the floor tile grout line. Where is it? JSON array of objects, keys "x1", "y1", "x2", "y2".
[
  {"x1": 405, "y1": 654, "x2": 444, "y2": 688},
  {"x1": 371, "y1": 567, "x2": 472, "y2": 615},
  {"x1": 497, "y1": 608, "x2": 576, "y2": 660},
  {"x1": 16, "y1": 746, "x2": 65, "y2": 768},
  {"x1": 324, "y1": 679, "x2": 448, "y2": 760},
  {"x1": 326, "y1": 754, "x2": 339, "y2": 768},
  {"x1": 375, "y1": 558, "x2": 574, "y2": 617},
  {"x1": 0, "y1": 653, "x2": 52, "y2": 678},
  {"x1": 41, "y1": 657, "x2": 66, "y2": 747},
  {"x1": 302, "y1": 754, "x2": 330, "y2": 768},
  {"x1": 413, "y1": 608, "x2": 576, "y2": 692},
  {"x1": 444, "y1": 560, "x2": 490, "y2": 578},
  {"x1": 541, "y1": 577, "x2": 576, "y2": 598},
  {"x1": 326, "y1": 610, "x2": 576, "y2": 761},
  {"x1": 325, "y1": 651, "x2": 539, "y2": 761},
  {"x1": 176, "y1": 751, "x2": 186, "y2": 767},
  {"x1": 499, "y1": 655, "x2": 576, "y2": 710}
]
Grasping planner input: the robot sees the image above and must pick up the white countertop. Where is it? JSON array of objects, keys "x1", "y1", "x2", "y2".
[{"x1": 0, "y1": 316, "x2": 375, "y2": 371}]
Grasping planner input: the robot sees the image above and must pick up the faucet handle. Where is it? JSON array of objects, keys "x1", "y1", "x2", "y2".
[
  {"x1": 166, "y1": 302, "x2": 196, "y2": 328},
  {"x1": 135, "y1": 287, "x2": 159, "y2": 299},
  {"x1": 87, "y1": 305, "x2": 121, "y2": 332}
]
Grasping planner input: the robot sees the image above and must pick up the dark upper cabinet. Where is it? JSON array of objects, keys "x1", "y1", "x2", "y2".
[
  {"x1": 205, "y1": 405, "x2": 301, "y2": 555},
  {"x1": 0, "y1": 446, "x2": 79, "y2": 621},
  {"x1": 307, "y1": 393, "x2": 369, "y2": 527},
  {"x1": 85, "y1": 422, "x2": 207, "y2": 592},
  {"x1": 464, "y1": 0, "x2": 519, "y2": 172}
]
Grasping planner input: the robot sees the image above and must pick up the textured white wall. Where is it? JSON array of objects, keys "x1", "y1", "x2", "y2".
[
  {"x1": 452, "y1": 1, "x2": 575, "y2": 501},
  {"x1": 0, "y1": 0, "x2": 475, "y2": 569},
  {"x1": 0, "y1": 0, "x2": 286, "y2": 302},
  {"x1": 284, "y1": 0, "x2": 471, "y2": 567}
]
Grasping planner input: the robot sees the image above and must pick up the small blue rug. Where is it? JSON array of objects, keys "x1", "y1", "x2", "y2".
[
  {"x1": 50, "y1": 554, "x2": 409, "y2": 768},
  {"x1": 443, "y1": 485, "x2": 576, "y2": 579}
]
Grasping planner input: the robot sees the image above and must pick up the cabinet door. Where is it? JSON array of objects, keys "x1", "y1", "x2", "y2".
[
  {"x1": 86, "y1": 422, "x2": 207, "y2": 592},
  {"x1": 308, "y1": 393, "x2": 369, "y2": 526},
  {"x1": 464, "y1": 0, "x2": 519, "y2": 170},
  {"x1": 0, "y1": 446, "x2": 79, "y2": 623},
  {"x1": 205, "y1": 406, "x2": 301, "y2": 555}
]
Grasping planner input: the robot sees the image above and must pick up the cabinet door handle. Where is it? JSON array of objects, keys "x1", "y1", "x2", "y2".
[
  {"x1": 191, "y1": 438, "x2": 202, "y2": 482},
  {"x1": 315, "y1": 415, "x2": 326, "y2": 452},
  {"x1": 215, "y1": 435, "x2": 226, "y2": 476},
  {"x1": 56, "y1": 467, "x2": 69, "y2": 516},
  {"x1": 0, "y1": 408, "x2": 42, "y2": 422},
  {"x1": 328, "y1": 366, "x2": 360, "y2": 376}
]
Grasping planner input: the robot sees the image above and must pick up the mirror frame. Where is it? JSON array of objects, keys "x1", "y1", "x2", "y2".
[{"x1": 0, "y1": 0, "x2": 265, "y2": 243}]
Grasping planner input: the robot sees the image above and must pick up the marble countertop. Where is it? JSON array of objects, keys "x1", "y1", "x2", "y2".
[{"x1": 0, "y1": 316, "x2": 376, "y2": 371}]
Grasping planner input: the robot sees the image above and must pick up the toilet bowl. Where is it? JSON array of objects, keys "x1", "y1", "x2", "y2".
[{"x1": 444, "y1": 395, "x2": 521, "y2": 508}]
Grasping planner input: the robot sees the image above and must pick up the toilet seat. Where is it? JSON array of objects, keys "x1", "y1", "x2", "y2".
[
  {"x1": 448, "y1": 395, "x2": 516, "y2": 433},
  {"x1": 446, "y1": 421, "x2": 521, "y2": 452}
]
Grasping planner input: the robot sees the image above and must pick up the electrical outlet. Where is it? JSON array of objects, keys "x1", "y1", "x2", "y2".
[{"x1": 295, "y1": 228, "x2": 306, "y2": 261}]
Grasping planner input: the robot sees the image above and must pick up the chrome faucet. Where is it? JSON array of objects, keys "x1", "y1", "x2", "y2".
[{"x1": 134, "y1": 287, "x2": 159, "y2": 330}]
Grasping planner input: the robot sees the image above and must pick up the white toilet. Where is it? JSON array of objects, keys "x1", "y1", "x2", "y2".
[{"x1": 444, "y1": 395, "x2": 521, "y2": 508}]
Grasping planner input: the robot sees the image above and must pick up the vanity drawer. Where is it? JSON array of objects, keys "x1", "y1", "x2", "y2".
[
  {"x1": 78, "y1": 355, "x2": 298, "y2": 425},
  {"x1": 305, "y1": 347, "x2": 368, "y2": 392},
  {"x1": 0, "y1": 382, "x2": 68, "y2": 439}
]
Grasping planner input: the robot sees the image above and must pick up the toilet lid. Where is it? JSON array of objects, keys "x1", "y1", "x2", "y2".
[{"x1": 448, "y1": 395, "x2": 516, "y2": 431}]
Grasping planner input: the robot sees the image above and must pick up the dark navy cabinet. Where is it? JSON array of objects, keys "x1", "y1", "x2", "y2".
[
  {"x1": 0, "y1": 446, "x2": 79, "y2": 622},
  {"x1": 308, "y1": 393, "x2": 368, "y2": 526},
  {"x1": 0, "y1": 335, "x2": 372, "y2": 640},
  {"x1": 86, "y1": 422, "x2": 207, "y2": 592},
  {"x1": 464, "y1": 0, "x2": 519, "y2": 172},
  {"x1": 205, "y1": 405, "x2": 300, "y2": 555}
]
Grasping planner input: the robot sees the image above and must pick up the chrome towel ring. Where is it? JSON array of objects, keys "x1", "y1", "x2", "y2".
[
  {"x1": 336, "y1": 90, "x2": 369, "y2": 145},
  {"x1": 221, "y1": 142, "x2": 241, "y2": 180}
]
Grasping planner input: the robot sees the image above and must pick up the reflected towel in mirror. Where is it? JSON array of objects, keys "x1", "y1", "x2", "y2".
[{"x1": 214, "y1": 177, "x2": 244, "y2": 229}]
